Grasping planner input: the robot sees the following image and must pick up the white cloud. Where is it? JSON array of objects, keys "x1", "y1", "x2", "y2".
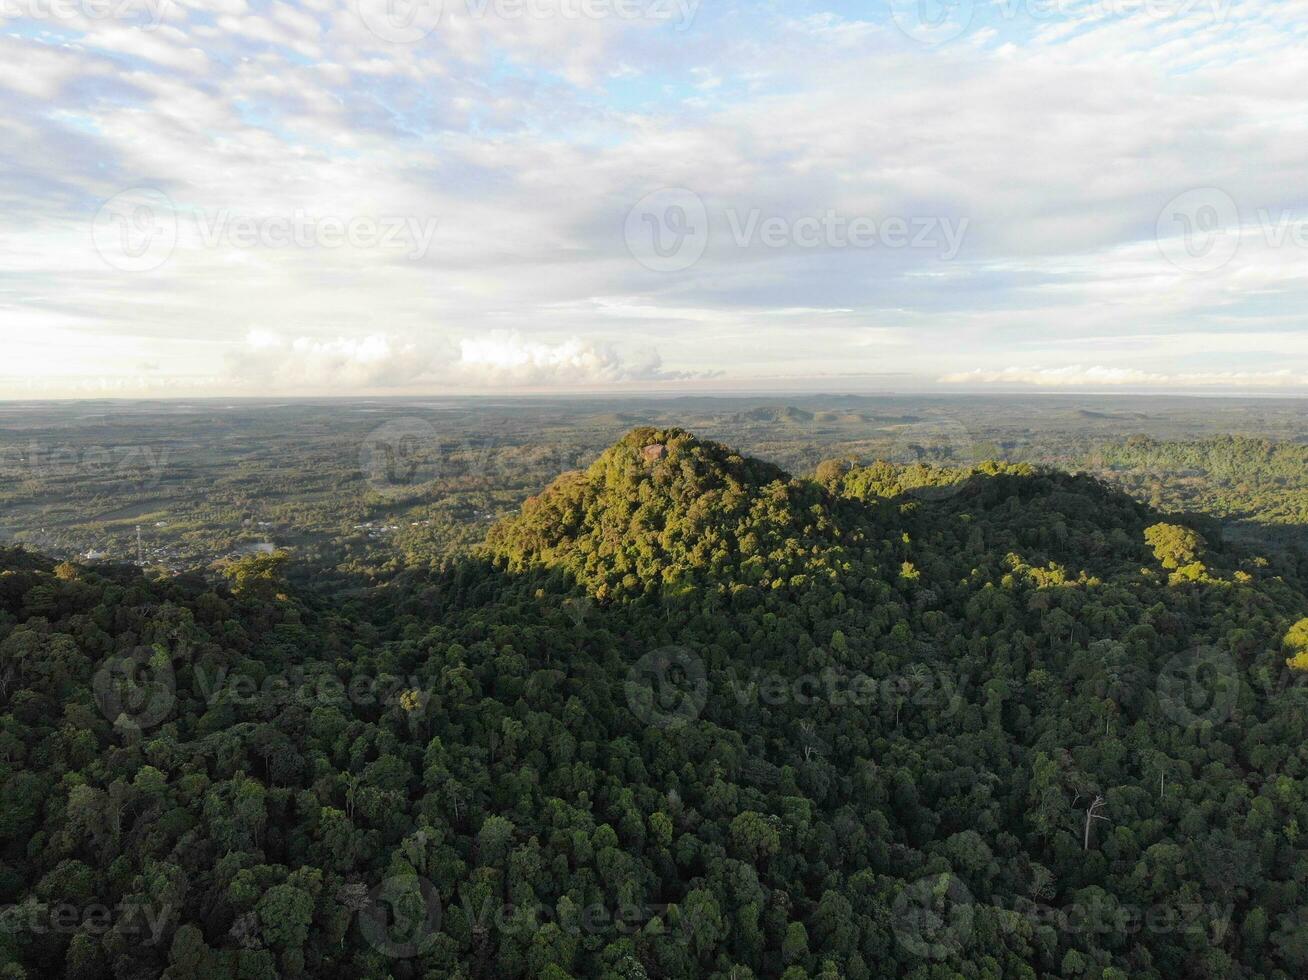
[
  {"x1": 225, "y1": 331, "x2": 435, "y2": 389},
  {"x1": 455, "y1": 333, "x2": 696, "y2": 386},
  {"x1": 940, "y1": 365, "x2": 1308, "y2": 388}
]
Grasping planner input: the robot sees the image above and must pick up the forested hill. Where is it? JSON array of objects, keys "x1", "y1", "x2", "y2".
[
  {"x1": 484, "y1": 426, "x2": 1291, "y2": 599},
  {"x1": 1081, "y1": 435, "x2": 1308, "y2": 551},
  {"x1": 4, "y1": 428, "x2": 1308, "y2": 979}
]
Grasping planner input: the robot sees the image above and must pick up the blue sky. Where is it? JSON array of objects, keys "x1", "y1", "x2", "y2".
[{"x1": 2, "y1": 0, "x2": 1307, "y2": 396}]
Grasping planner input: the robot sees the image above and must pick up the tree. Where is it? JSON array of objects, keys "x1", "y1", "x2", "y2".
[
  {"x1": 1144, "y1": 523, "x2": 1204, "y2": 570},
  {"x1": 730, "y1": 811, "x2": 780, "y2": 865},
  {"x1": 1284, "y1": 617, "x2": 1308, "y2": 671},
  {"x1": 478, "y1": 814, "x2": 516, "y2": 866},
  {"x1": 1082, "y1": 795, "x2": 1109, "y2": 851},
  {"x1": 782, "y1": 921, "x2": 810, "y2": 965},
  {"x1": 221, "y1": 551, "x2": 290, "y2": 600}
]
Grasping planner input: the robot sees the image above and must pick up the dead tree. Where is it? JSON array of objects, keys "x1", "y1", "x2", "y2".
[{"x1": 1083, "y1": 795, "x2": 1109, "y2": 851}]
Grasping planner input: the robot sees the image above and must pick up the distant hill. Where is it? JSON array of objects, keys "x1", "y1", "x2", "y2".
[{"x1": 734, "y1": 406, "x2": 815, "y2": 424}]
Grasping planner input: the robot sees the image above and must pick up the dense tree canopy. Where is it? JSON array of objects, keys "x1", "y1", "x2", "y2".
[{"x1": 2, "y1": 427, "x2": 1307, "y2": 979}]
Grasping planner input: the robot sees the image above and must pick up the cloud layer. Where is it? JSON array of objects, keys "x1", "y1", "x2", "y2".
[
  {"x1": 940, "y1": 366, "x2": 1308, "y2": 389},
  {"x1": 2, "y1": 0, "x2": 1307, "y2": 394}
]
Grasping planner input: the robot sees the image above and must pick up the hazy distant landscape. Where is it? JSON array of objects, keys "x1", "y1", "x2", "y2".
[{"x1": 4, "y1": 396, "x2": 1306, "y2": 581}]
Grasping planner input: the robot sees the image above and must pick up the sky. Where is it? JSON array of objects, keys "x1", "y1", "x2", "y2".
[{"x1": 2, "y1": 0, "x2": 1308, "y2": 398}]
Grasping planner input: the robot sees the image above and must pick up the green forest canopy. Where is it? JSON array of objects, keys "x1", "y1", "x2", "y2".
[{"x1": 3, "y1": 427, "x2": 1308, "y2": 979}]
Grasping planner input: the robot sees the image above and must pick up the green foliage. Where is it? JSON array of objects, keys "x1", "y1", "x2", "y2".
[
  {"x1": 1285, "y1": 617, "x2": 1308, "y2": 671},
  {"x1": 1143, "y1": 523, "x2": 1205, "y2": 570},
  {"x1": 220, "y1": 552, "x2": 291, "y2": 601},
  {"x1": 2, "y1": 427, "x2": 1308, "y2": 979}
]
